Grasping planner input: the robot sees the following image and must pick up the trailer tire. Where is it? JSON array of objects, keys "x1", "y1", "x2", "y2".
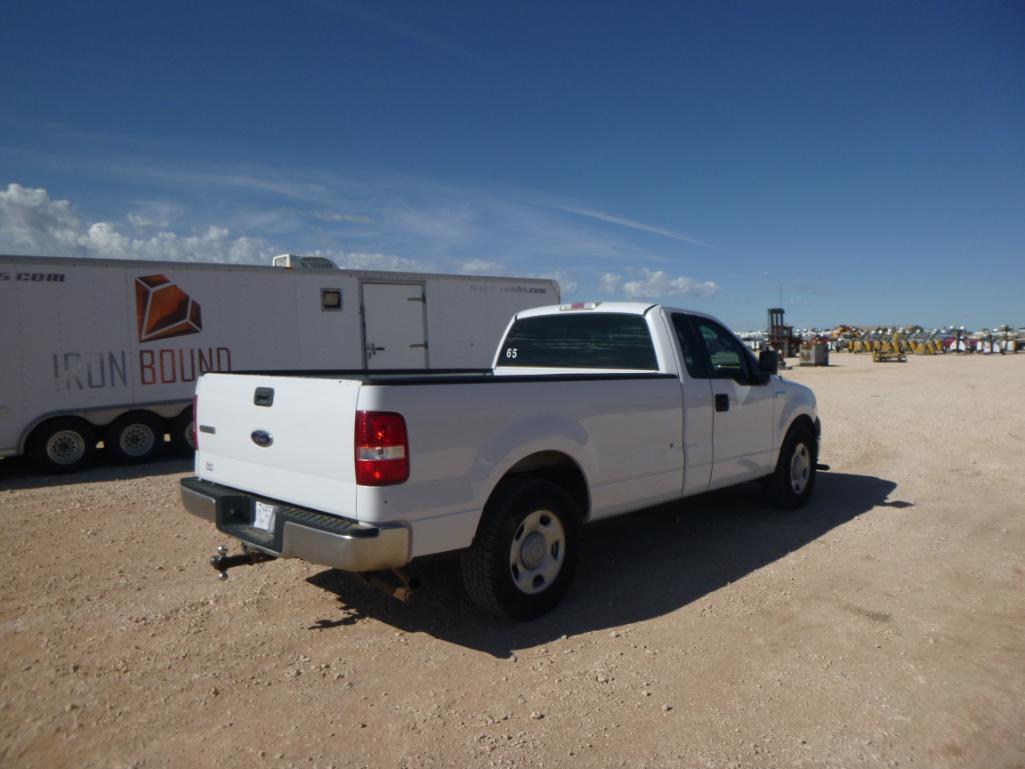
[
  {"x1": 27, "y1": 417, "x2": 96, "y2": 474},
  {"x1": 107, "y1": 411, "x2": 163, "y2": 464},
  {"x1": 460, "y1": 478, "x2": 579, "y2": 621},
  {"x1": 171, "y1": 408, "x2": 196, "y2": 454},
  {"x1": 763, "y1": 423, "x2": 817, "y2": 510}
]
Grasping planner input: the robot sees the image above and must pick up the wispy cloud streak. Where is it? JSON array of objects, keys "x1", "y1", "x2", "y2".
[{"x1": 559, "y1": 206, "x2": 713, "y2": 249}]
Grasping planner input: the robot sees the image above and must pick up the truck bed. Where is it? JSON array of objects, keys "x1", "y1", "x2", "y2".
[{"x1": 193, "y1": 368, "x2": 687, "y2": 553}]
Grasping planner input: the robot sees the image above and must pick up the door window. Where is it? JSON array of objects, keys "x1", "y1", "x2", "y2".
[
  {"x1": 690, "y1": 317, "x2": 750, "y2": 380},
  {"x1": 670, "y1": 313, "x2": 707, "y2": 377}
]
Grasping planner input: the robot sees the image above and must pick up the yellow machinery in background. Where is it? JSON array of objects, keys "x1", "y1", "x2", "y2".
[
  {"x1": 835, "y1": 325, "x2": 946, "y2": 355},
  {"x1": 873, "y1": 331, "x2": 907, "y2": 362},
  {"x1": 912, "y1": 337, "x2": 943, "y2": 355}
]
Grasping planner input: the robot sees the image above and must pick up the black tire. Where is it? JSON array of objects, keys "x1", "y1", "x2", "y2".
[
  {"x1": 764, "y1": 424, "x2": 817, "y2": 510},
  {"x1": 171, "y1": 407, "x2": 196, "y2": 454},
  {"x1": 27, "y1": 417, "x2": 96, "y2": 474},
  {"x1": 106, "y1": 411, "x2": 164, "y2": 464},
  {"x1": 460, "y1": 478, "x2": 580, "y2": 621}
]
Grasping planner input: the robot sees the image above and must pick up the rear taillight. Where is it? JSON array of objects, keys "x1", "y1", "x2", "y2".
[
  {"x1": 192, "y1": 395, "x2": 198, "y2": 451},
  {"x1": 354, "y1": 411, "x2": 409, "y2": 486}
]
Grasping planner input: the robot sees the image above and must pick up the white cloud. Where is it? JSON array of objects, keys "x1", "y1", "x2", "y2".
[
  {"x1": 0, "y1": 182, "x2": 269, "y2": 263},
  {"x1": 0, "y1": 183, "x2": 83, "y2": 254},
  {"x1": 110, "y1": 166, "x2": 329, "y2": 201},
  {"x1": 125, "y1": 200, "x2": 179, "y2": 230},
  {"x1": 620, "y1": 269, "x2": 719, "y2": 300},
  {"x1": 458, "y1": 258, "x2": 502, "y2": 275},
  {"x1": 312, "y1": 211, "x2": 373, "y2": 224},
  {"x1": 0, "y1": 183, "x2": 417, "y2": 272},
  {"x1": 597, "y1": 267, "x2": 718, "y2": 301},
  {"x1": 389, "y1": 205, "x2": 478, "y2": 244},
  {"x1": 544, "y1": 270, "x2": 577, "y2": 297},
  {"x1": 1, "y1": 184, "x2": 715, "y2": 303},
  {"x1": 127, "y1": 213, "x2": 156, "y2": 228},
  {"x1": 600, "y1": 273, "x2": 623, "y2": 293}
]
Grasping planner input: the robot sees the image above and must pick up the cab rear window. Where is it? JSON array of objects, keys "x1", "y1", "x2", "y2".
[{"x1": 498, "y1": 314, "x2": 658, "y2": 369}]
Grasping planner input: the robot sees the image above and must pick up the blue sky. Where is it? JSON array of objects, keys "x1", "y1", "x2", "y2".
[{"x1": 2, "y1": 0, "x2": 1023, "y2": 330}]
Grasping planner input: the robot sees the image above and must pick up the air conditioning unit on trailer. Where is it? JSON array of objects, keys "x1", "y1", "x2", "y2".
[{"x1": 272, "y1": 254, "x2": 339, "y2": 270}]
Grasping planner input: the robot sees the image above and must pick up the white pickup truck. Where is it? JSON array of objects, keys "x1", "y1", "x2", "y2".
[{"x1": 181, "y1": 302, "x2": 821, "y2": 619}]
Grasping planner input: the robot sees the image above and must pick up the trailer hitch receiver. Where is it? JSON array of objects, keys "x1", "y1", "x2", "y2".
[{"x1": 210, "y1": 544, "x2": 276, "y2": 580}]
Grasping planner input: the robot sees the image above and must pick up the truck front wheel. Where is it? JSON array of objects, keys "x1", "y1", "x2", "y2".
[
  {"x1": 460, "y1": 478, "x2": 579, "y2": 620},
  {"x1": 27, "y1": 417, "x2": 96, "y2": 474},
  {"x1": 764, "y1": 424, "x2": 817, "y2": 510}
]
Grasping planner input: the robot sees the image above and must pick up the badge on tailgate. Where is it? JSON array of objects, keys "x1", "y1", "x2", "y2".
[{"x1": 251, "y1": 430, "x2": 273, "y2": 447}]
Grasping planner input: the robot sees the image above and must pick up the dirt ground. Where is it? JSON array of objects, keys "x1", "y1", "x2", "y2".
[{"x1": 1, "y1": 352, "x2": 1023, "y2": 769}]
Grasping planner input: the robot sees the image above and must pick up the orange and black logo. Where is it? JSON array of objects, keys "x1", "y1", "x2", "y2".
[{"x1": 135, "y1": 275, "x2": 203, "y2": 342}]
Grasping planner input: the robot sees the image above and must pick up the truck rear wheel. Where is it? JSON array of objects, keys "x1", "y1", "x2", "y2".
[
  {"x1": 27, "y1": 417, "x2": 96, "y2": 474},
  {"x1": 460, "y1": 478, "x2": 579, "y2": 620},
  {"x1": 764, "y1": 424, "x2": 817, "y2": 510},
  {"x1": 107, "y1": 411, "x2": 163, "y2": 464}
]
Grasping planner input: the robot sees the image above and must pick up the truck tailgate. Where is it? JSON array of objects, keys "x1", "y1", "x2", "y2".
[{"x1": 194, "y1": 373, "x2": 362, "y2": 517}]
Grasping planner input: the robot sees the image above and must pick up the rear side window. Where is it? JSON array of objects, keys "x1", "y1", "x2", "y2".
[{"x1": 498, "y1": 313, "x2": 658, "y2": 369}]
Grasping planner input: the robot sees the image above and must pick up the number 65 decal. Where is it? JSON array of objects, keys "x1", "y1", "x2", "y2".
[{"x1": 505, "y1": 347, "x2": 518, "y2": 359}]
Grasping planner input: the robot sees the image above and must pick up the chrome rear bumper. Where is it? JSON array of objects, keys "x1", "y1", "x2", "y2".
[{"x1": 180, "y1": 477, "x2": 410, "y2": 572}]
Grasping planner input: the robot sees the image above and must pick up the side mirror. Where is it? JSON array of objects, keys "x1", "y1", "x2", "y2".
[{"x1": 758, "y1": 349, "x2": 779, "y2": 376}]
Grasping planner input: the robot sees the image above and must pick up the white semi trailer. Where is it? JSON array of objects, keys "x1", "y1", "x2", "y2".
[{"x1": 0, "y1": 254, "x2": 558, "y2": 472}]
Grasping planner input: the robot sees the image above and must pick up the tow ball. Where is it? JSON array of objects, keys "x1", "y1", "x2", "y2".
[{"x1": 210, "y1": 544, "x2": 275, "y2": 580}]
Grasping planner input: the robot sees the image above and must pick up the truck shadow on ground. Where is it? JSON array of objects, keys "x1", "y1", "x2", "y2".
[
  {"x1": 0, "y1": 453, "x2": 192, "y2": 490},
  {"x1": 306, "y1": 471, "x2": 907, "y2": 657}
]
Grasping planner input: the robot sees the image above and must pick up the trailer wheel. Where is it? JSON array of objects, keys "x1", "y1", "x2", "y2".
[
  {"x1": 763, "y1": 423, "x2": 817, "y2": 510},
  {"x1": 27, "y1": 417, "x2": 96, "y2": 474},
  {"x1": 171, "y1": 408, "x2": 196, "y2": 454},
  {"x1": 460, "y1": 478, "x2": 579, "y2": 621},
  {"x1": 107, "y1": 412, "x2": 163, "y2": 464}
]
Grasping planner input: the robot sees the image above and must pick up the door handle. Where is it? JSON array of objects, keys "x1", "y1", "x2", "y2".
[{"x1": 715, "y1": 393, "x2": 729, "y2": 412}]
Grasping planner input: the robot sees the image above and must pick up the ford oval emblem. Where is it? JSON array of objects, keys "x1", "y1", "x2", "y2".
[{"x1": 251, "y1": 430, "x2": 273, "y2": 448}]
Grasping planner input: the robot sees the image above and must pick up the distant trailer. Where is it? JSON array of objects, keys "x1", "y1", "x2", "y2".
[{"x1": 0, "y1": 254, "x2": 559, "y2": 472}]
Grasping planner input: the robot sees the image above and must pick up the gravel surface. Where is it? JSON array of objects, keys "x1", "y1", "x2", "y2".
[{"x1": 2, "y1": 353, "x2": 1023, "y2": 769}]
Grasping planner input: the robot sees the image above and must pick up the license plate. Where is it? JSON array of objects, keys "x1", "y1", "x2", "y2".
[{"x1": 253, "y1": 500, "x2": 281, "y2": 532}]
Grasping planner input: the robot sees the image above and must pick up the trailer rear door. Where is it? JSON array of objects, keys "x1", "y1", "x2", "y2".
[{"x1": 361, "y1": 282, "x2": 428, "y2": 369}]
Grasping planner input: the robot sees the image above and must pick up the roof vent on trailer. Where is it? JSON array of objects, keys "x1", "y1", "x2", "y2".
[{"x1": 272, "y1": 254, "x2": 339, "y2": 270}]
